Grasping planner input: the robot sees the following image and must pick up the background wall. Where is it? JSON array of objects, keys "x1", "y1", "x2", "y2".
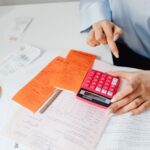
[{"x1": 0, "y1": 0, "x2": 78, "y2": 5}]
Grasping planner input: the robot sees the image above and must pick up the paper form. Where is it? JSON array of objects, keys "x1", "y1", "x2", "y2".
[
  {"x1": 0, "y1": 138, "x2": 31, "y2": 150},
  {"x1": 0, "y1": 44, "x2": 43, "y2": 81},
  {"x1": 2, "y1": 91, "x2": 111, "y2": 150},
  {"x1": 96, "y1": 111, "x2": 150, "y2": 150},
  {"x1": 13, "y1": 57, "x2": 64, "y2": 112},
  {"x1": 53, "y1": 50, "x2": 96, "y2": 92}
]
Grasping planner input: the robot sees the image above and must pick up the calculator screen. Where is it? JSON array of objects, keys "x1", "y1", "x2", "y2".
[{"x1": 77, "y1": 88, "x2": 111, "y2": 107}]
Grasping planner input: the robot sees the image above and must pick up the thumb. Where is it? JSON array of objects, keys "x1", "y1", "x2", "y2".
[{"x1": 108, "y1": 71, "x2": 131, "y2": 79}]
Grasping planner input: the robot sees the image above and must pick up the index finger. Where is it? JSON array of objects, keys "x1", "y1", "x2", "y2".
[
  {"x1": 111, "y1": 86, "x2": 135, "y2": 102},
  {"x1": 102, "y1": 24, "x2": 119, "y2": 58}
]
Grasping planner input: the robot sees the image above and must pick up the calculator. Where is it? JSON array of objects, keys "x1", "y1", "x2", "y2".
[{"x1": 77, "y1": 69, "x2": 120, "y2": 108}]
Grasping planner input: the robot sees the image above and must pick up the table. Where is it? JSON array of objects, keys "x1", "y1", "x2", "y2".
[{"x1": 0, "y1": 1, "x2": 113, "y2": 149}]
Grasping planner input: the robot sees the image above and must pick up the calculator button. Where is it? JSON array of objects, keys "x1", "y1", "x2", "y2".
[
  {"x1": 95, "y1": 87, "x2": 101, "y2": 92},
  {"x1": 95, "y1": 75, "x2": 100, "y2": 79},
  {"x1": 98, "y1": 84, "x2": 103, "y2": 88},
  {"x1": 99, "y1": 80, "x2": 104, "y2": 84},
  {"x1": 109, "y1": 88, "x2": 114, "y2": 92},
  {"x1": 86, "y1": 80, "x2": 91, "y2": 83},
  {"x1": 93, "y1": 78, "x2": 98, "y2": 82},
  {"x1": 89, "y1": 70, "x2": 95, "y2": 75},
  {"x1": 96, "y1": 72, "x2": 101, "y2": 76},
  {"x1": 101, "y1": 89, "x2": 107, "y2": 94},
  {"x1": 89, "y1": 71, "x2": 95, "y2": 77},
  {"x1": 110, "y1": 85, "x2": 116, "y2": 88},
  {"x1": 106, "y1": 79, "x2": 111, "y2": 83},
  {"x1": 107, "y1": 76, "x2": 113, "y2": 80},
  {"x1": 101, "y1": 74, "x2": 107, "y2": 78},
  {"x1": 103, "y1": 86, "x2": 109, "y2": 90},
  {"x1": 104, "y1": 83, "x2": 109, "y2": 87},
  {"x1": 91, "y1": 82, "x2": 96, "y2": 86},
  {"x1": 112, "y1": 78, "x2": 118, "y2": 85},
  {"x1": 90, "y1": 85, "x2": 95, "y2": 89},
  {"x1": 101, "y1": 77, "x2": 106, "y2": 81},
  {"x1": 107, "y1": 91, "x2": 113, "y2": 96},
  {"x1": 87, "y1": 77, "x2": 93, "y2": 81},
  {"x1": 84, "y1": 83, "x2": 90, "y2": 87}
]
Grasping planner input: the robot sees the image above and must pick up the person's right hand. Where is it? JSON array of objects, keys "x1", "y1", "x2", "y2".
[{"x1": 86, "y1": 20, "x2": 123, "y2": 58}]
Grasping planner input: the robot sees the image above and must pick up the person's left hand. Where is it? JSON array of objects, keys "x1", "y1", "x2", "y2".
[{"x1": 108, "y1": 71, "x2": 150, "y2": 115}]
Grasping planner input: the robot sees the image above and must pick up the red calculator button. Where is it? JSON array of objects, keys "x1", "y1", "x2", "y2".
[
  {"x1": 87, "y1": 77, "x2": 93, "y2": 80},
  {"x1": 84, "y1": 83, "x2": 90, "y2": 87},
  {"x1": 109, "y1": 88, "x2": 114, "y2": 92},
  {"x1": 98, "y1": 84, "x2": 103, "y2": 88},
  {"x1": 86, "y1": 80, "x2": 91, "y2": 83},
  {"x1": 103, "y1": 86, "x2": 109, "y2": 90},
  {"x1": 101, "y1": 77, "x2": 106, "y2": 81},
  {"x1": 101, "y1": 74, "x2": 107, "y2": 78},
  {"x1": 96, "y1": 72, "x2": 101, "y2": 76},
  {"x1": 110, "y1": 85, "x2": 116, "y2": 89},
  {"x1": 91, "y1": 82, "x2": 97, "y2": 86},
  {"x1": 95, "y1": 87, "x2": 101, "y2": 92},
  {"x1": 107, "y1": 76, "x2": 113, "y2": 80},
  {"x1": 93, "y1": 78, "x2": 98, "y2": 82},
  {"x1": 104, "y1": 83, "x2": 109, "y2": 87},
  {"x1": 99, "y1": 80, "x2": 104, "y2": 84},
  {"x1": 106, "y1": 79, "x2": 112, "y2": 83},
  {"x1": 90, "y1": 85, "x2": 95, "y2": 89},
  {"x1": 95, "y1": 75, "x2": 100, "y2": 79},
  {"x1": 89, "y1": 70, "x2": 95, "y2": 76}
]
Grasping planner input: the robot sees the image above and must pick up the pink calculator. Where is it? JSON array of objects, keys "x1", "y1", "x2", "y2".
[{"x1": 77, "y1": 69, "x2": 120, "y2": 108}]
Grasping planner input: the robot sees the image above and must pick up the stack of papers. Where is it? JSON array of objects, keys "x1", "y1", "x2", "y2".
[
  {"x1": 13, "y1": 50, "x2": 96, "y2": 112},
  {"x1": 2, "y1": 91, "x2": 111, "y2": 150}
]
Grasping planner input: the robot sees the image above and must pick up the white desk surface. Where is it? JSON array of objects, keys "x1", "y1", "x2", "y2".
[
  {"x1": 0, "y1": 1, "x2": 113, "y2": 63},
  {"x1": 0, "y1": 1, "x2": 113, "y2": 149}
]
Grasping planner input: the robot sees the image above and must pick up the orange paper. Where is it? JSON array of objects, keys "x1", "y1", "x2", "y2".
[
  {"x1": 13, "y1": 56, "x2": 64, "y2": 112},
  {"x1": 53, "y1": 50, "x2": 96, "y2": 92}
]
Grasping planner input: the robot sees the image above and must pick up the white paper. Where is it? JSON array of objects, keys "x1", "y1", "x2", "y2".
[
  {"x1": 2, "y1": 91, "x2": 111, "y2": 150},
  {"x1": 8, "y1": 17, "x2": 33, "y2": 41},
  {"x1": 0, "y1": 44, "x2": 43, "y2": 81},
  {"x1": 96, "y1": 111, "x2": 150, "y2": 150},
  {"x1": 0, "y1": 137, "x2": 30, "y2": 150}
]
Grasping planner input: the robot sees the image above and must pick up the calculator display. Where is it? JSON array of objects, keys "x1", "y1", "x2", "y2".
[
  {"x1": 77, "y1": 89, "x2": 111, "y2": 107},
  {"x1": 77, "y1": 69, "x2": 120, "y2": 108}
]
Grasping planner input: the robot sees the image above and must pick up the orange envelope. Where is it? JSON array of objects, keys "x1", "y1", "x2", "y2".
[
  {"x1": 53, "y1": 50, "x2": 96, "y2": 92},
  {"x1": 13, "y1": 56, "x2": 64, "y2": 112}
]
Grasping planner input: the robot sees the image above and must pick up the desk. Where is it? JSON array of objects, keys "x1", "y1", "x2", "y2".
[
  {"x1": 0, "y1": 1, "x2": 112, "y2": 62},
  {"x1": 0, "y1": 1, "x2": 113, "y2": 149}
]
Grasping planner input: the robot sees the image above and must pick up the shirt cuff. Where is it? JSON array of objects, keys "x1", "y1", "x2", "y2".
[{"x1": 80, "y1": 1, "x2": 111, "y2": 33}]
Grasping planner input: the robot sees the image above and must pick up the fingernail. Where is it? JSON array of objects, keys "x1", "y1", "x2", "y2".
[
  {"x1": 113, "y1": 34, "x2": 119, "y2": 41},
  {"x1": 113, "y1": 51, "x2": 119, "y2": 58},
  {"x1": 111, "y1": 98, "x2": 116, "y2": 103}
]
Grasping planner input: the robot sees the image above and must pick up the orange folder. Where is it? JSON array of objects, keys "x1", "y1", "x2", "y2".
[
  {"x1": 13, "y1": 56, "x2": 64, "y2": 112},
  {"x1": 53, "y1": 50, "x2": 96, "y2": 92}
]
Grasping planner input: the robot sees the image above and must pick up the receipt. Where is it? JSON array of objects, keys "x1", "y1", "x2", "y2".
[
  {"x1": 0, "y1": 44, "x2": 43, "y2": 80},
  {"x1": 8, "y1": 17, "x2": 33, "y2": 41}
]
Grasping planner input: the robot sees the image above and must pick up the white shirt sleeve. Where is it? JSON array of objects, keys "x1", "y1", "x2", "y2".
[{"x1": 80, "y1": 0, "x2": 112, "y2": 32}]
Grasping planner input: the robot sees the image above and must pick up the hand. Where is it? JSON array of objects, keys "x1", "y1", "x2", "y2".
[
  {"x1": 108, "y1": 71, "x2": 150, "y2": 115},
  {"x1": 87, "y1": 20, "x2": 123, "y2": 58}
]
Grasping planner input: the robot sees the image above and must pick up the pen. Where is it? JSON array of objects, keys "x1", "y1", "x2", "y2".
[{"x1": 39, "y1": 89, "x2": 62, "y2": 114}]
